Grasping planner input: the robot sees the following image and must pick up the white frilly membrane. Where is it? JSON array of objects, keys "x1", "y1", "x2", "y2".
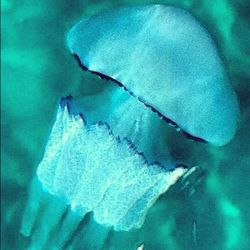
[{"x1": 20, "y1": 91, "x2": 188, "y2": 249}]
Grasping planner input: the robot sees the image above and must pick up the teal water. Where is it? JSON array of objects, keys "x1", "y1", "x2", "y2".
[{"x1": 1, "y1": 0, "x2": 250, "y2": 250}]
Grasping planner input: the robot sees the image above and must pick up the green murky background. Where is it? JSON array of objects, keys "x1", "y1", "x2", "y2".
[{"x1": 1, "y1": 0, "x2": 250, "y2": 249}]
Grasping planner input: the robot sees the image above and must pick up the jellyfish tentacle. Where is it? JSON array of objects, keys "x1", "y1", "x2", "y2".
[
  {"x1": 35, "y1": 99, "x2": 186, "y2": 232},
  {"x1": 20, "y1": 177, "x2": 44, "y2": 237}
]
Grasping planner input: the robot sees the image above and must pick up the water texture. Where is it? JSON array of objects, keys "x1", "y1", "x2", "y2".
[{"x1": 1, "y1": 0, "x2": 250, "y2": 249}]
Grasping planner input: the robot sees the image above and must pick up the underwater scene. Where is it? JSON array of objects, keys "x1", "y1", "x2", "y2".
[{"x1": 1, "y1": 0, "x2": 250, "y2": 249}]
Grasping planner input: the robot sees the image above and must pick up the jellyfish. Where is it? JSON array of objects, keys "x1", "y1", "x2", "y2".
[{"x1": 20, "y1": 4, "x2": 240, "y2": 250}]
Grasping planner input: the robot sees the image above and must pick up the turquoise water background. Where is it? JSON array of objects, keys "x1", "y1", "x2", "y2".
[{"x1": 1, "y1": 0, "x2": 250, "y2": 249}]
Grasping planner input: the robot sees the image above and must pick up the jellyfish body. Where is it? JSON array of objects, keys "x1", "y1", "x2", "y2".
[{"x1": 21, "y1": 4, "x2": 240, "y2": 250}]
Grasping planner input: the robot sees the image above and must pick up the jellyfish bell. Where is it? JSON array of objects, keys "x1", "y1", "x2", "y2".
[
  {"x1": 67, "y1": 4, "x2": 240, "y2": 146},
  {"x1": 21, "y1": 4, "x2": 240, "y2": 250}
]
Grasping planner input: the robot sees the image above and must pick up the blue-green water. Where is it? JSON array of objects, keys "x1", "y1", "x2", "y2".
[{"x1": 1, "y1": 0, "x2": 250, "y2": 249}]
